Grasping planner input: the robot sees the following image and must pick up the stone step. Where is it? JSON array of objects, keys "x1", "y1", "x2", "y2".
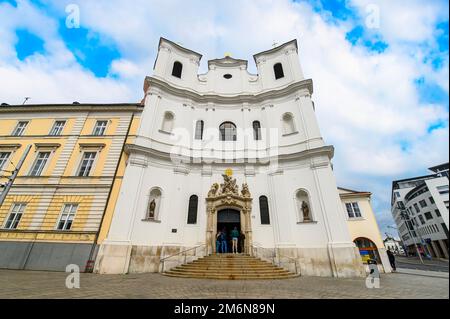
[
  {"x1": 170, "y1": 271, "x2": 291, "y2": 277},
  {"x1": 163, "y1": 272, "x2": 298, "y2": 280},
  {"x1": 192, "y1": 259, "x2": 270, "y2": 263},
  {"x1": 179, "y1": 265, "x2": 283, "y2": 270},
  {"x1": 171, "y1": 266, "x2": 288, "y2": 273},
  {"x1": 162, "y1": 254, "x2": 296, "y2": 280}
]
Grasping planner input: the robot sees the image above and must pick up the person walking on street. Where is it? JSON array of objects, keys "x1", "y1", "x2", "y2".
[
  {"x1": 387, "y1": 249, "x2": 396, "y2": 271},
  {"x1": 231, "y1": 226, "x2": 240, "y2": 254}
]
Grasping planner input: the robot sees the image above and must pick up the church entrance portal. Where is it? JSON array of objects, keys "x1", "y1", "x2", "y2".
[
  {"x1": 206, "y1": 174, "x2": 253, "y2": 255},
  {"x1": 217, "y1": 209, "x2": 243, "y2": 253}
]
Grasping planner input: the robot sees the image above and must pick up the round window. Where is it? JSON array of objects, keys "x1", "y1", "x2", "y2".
[{"x1": 223, "y1": 74, "x2": 233, "y2": 79}]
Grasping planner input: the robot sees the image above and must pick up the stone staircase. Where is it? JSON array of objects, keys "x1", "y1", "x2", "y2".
[{"x1": 163, "y1": 254, "x2": 298, "y2": 280}]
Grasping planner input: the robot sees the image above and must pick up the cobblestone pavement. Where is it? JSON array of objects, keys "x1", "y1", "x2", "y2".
[{"x1": 0, "y1": 270, "x2": 448, "y2": 299}]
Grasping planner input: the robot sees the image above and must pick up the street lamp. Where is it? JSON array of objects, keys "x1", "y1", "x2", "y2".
[{"x1": 396, "y1": 202, "x2": 424, "y2": 264}]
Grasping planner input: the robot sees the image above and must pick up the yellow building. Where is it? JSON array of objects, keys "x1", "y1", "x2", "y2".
[
  {"x1": 0, "y1": 103, "x2": 142, "y2": 271},
  {"x1": 339, "y1": 187, "x2": 392, "y2": 273}
]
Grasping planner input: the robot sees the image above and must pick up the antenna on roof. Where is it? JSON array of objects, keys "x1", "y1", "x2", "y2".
[
  {"x1": 272, "y1": 41, "x2": 279, "y2": 48},
  {"x1": 22, "y1": 97, "x2": 31, "y2": 105}
]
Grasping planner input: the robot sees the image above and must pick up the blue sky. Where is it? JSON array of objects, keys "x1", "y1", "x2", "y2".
[{"x1": 0, "y1": 0, "x2": 448, "y2": 240}]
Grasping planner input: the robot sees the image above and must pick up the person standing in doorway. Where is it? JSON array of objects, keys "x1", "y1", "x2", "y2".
[
  {"x1": 221, "y1": 227, "x2": 228, "y2": 254},
  {"x1": 231, "y1": 226, "x2": 240, "y2": 254},
  {"x1": 239, "y1": 231, "x2": 246, "y2": 254},
  {"x1": 387, "y1": 249, "x2": 396, "y2": 271},
  {"x1": 216, "y1": 231, "x2": 222, "y2": 254}
]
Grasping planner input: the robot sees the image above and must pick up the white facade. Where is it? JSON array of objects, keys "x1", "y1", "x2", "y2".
[
  {"x1": 95, "y1": 38, "x2": 365, "y2": 277},
  {"x1": 384, "y1": 238, "x2": 404, "y2": 255},
  {"x1": 391, "y1": 163, "x2": 449, "y2": 259}
]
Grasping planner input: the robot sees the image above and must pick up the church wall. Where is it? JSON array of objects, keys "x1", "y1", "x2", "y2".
[{"x1": 95, "y1": 38, "x2": 366, "y2": 278}]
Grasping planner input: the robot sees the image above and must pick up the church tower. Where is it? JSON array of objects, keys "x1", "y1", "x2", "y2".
[{"x1": 95, "y1": 38, "x2": 365, "y2": 278}]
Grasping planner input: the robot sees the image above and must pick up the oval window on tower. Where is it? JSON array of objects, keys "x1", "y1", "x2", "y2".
[{"x1": 224, "y1": 74, "x2": 233, "y2": 79}]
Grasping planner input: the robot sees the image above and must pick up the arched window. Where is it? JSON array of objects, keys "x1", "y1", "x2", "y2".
[
  {"x1": 274, "y1": 63, "x2": 284, "y2": 80},
  {"x1": 187, "y1": 195, "x2": 198, "y2": 224},
  {"x1": 172, "y1": 61, "x2": 183, "y2": 78},
  {"x1": 253, "y1": 121, "x2": 261, "y2": 141},
  {"x1": 195, "y1": 120, "x2": 204, "y2": 140},
  {"x1": 147, "y1": 188, "x2": 162, "y2": 220},
  {"x1": 219, "y1": 122, "x2": 237, "y2": 141},
  {"x1": 354, "y1": 237, "x2": 380, "y2": 263},
  {"x1": 296, "y1": 190, "x2": 312, "y2": 222},
  {"x1": 259, "y1": 196, "x2": 270, "y2": 225},
  {"x1": 282, "y1": 113, "x2": 296, "y2": 135},
  {"x1": 161, "y1": 112, "x2": 174, "y2": 133}
]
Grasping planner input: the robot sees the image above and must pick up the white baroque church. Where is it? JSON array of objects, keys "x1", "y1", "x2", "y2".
[{"x1": 95, "y1": 38, "x2": 366, "y2": 277}]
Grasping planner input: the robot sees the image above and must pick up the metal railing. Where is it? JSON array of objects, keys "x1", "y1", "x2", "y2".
[
  {"x1": 160, "y1": 244, "x2": 206, "y2": 273},
  {"x1": 251, "y1": 244, "x2": 300, "y2": 275}
]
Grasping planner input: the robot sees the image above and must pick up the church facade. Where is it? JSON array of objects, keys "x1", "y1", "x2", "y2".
[{"x1": 94, "y1": 38, "x2": 366, "y2": 277}]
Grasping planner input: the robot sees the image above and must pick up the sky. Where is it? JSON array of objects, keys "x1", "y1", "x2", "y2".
[{"x1": 0, "y1": 0, "x2": 448, "y2": 240}]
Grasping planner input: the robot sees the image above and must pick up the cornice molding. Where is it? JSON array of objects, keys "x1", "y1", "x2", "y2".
[
  {"x1": 208, "y1": 57, "x2": 248, "y2": 70},
  {"x1": 0, "y1": 104, "x2": 143, "y2": 114},
  {"x1": 78, "y1": 143, "x2": 106, "y2": 152},
  {"x1": 125, "y1": 143, "x2": 334, "y2": 165},
  {"x1": 34, "y1": 143, "x2": 61, "y2": 150},
  {"x1": 253, "y1": 39, "x2": 298, "y2": 62},
  {"x1": 145, "y1": 76, "x2": 313, "y2": 104},
  {"x1": 0, "y1": 143, "x2": 22, "y2": 150}
]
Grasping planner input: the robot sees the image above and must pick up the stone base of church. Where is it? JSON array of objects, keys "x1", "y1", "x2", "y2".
[
  {"x1": 94, "y1": 243, "x2": 206, "y2": 274},
  {"x1": 95, "y1": 242, "x2": 365, "y2": 277},
  {"x1": 256, "y1": 245, "x2": 365, "y2": 278},
  {"x1": 94, "y1": 241, "x2": 133, "y2": 274}
]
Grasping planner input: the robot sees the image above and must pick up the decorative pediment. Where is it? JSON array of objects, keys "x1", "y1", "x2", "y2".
[
  {"x1": 206, "y1": 174, "x2": 252, "y2": 202},
  {"x1": 208, "y1": 56, "x2": 248, "y2": 69}
]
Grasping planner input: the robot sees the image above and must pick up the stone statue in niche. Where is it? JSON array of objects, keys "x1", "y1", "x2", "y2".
[
  {"x1": 208, "y1": 183, "x2": 220, "y2": 198},
  {"x1": 148, "y1": 199, "x2": 156, "y2": 219},
  {"x1": 241, "y1": 183, "x2": 251, "y2": 198},
  {"x1": 301, "y1": 201, "x2": 311, "y2": 221}
]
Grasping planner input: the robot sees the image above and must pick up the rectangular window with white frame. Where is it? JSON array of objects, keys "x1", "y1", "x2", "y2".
[
  {"x1": 3, "y1": 203, "x2": 26, "y2": 229},
  {"x1": 11, "y1": 121, "x2": 29, "y2": 136},
  {"x1": 345, "y1": 202, "x2": 362, "y2": 218},
  {"x1": 77, "y1": 152, "x2": 97, "y2": 177},
  {"x1": 29, "y1": 151, "x2": 51, "y2": 176},
  {"x1": 92, "y1": 120, "x2": 108, "y2": 136},
  {"x1": 49, "y1": 120, "x2": 66, "y2": 136},
  {"x1": 0, "y1": 152, "x2": 11, "y2": 171},
  {"x1": 56, "y1": 204, "x2": 78, "y2": 230}
]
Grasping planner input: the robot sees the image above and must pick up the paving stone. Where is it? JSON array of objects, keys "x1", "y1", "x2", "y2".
[{"x1": 0, "y1": 270, "x2": 447, "y2": 299}]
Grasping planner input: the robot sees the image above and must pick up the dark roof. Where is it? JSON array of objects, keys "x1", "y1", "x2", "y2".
[
  {"x1": 428, "y1": 162, "x2": 449, "y2": 173},
  {"x1": 392, "y1": 174, "x2": 436, "y2": 188},
  {"x1": 337, "y1": 187, "x2": 371, "y2": 196}
]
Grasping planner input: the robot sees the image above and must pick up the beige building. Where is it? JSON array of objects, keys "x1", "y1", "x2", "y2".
[
  {"x1": 339, "y1": 187, "x2": 392, "y2": 273},
  {"x1": 0, "y1": 103, "x2": 142, "y2": 271}
]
